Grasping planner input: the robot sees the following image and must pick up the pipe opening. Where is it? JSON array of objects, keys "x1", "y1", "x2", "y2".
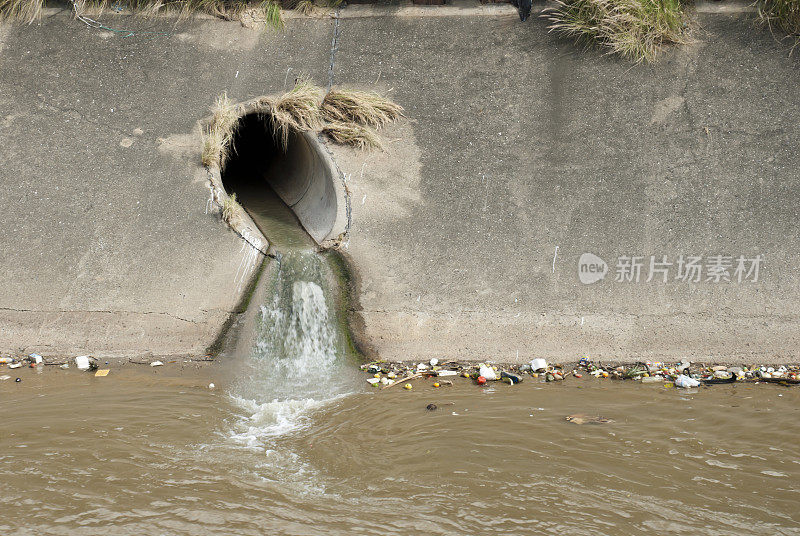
[{"x1": 221, "y1": 113, "x2": 343, "y2": 247}]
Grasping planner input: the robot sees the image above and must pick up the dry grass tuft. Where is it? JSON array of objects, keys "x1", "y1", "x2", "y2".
[
  {"x1": 210, "y1": 91, "x2": 239, "y2": 134},
  {"x1": 0, "y1": 0, "x2": 44, "y2": 23},
  {"x1": 221, "y1": 193, "x2": 241, "y2": 224},
  {"x1": 321, "y1": 89, "x2": 404, "y2": 128},
  {"x1": 202, "y1": 82, "x2": 398, "y2": 168},
  {"x1": 294, "y1": 0, "x2": 314, "y2": 15},
  {"x1": 543, "y1": 0, "x2": 688, "y2": 63},
  {"x1": 322, "y1": 121, "x2": 383, "y2": 151},
  {"x1": 201, "y1": 92, "x2": 239, "y2": 168},
  {"x1": 201, "y1": 125, "x2": 227, "y2": 168},
  {"x1": 258, "y1": 78, "x2": 324, "y2": 149},
  {"x1": 1, "y1": 0, "x2": 278, "y2": 24},
  {"x1": 757, "y1": 0, "x2": 800, "y2": 46}
]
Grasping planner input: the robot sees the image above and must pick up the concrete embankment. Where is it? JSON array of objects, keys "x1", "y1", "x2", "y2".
[{"x1": 0, "y1": 3, "x2": 797, "y2": 362}]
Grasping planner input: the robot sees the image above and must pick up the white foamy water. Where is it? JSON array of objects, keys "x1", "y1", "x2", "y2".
[{"x1": 228, "y1": 253, "x2": 358, "y2": 448}]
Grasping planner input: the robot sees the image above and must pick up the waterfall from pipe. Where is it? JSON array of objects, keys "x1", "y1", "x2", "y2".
[{"x1": 228, "y1": 251, "x2": 358, "y2": 448}]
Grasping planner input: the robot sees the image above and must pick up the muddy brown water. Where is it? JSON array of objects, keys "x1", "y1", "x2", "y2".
[{"x1": 2, "y1": 370, "x2": 799, "y2": 535}]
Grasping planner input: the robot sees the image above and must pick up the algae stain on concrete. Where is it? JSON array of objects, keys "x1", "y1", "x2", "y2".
[{"x1": 323, "y1": 248, "x2": 371, "y2": 361}]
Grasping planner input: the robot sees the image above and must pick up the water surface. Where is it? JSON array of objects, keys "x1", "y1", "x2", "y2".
[{"x1": 2, "y1": 369, "x2": 799, "y2": 535}]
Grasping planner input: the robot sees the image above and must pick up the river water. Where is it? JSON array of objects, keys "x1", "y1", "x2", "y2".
[
  {"x1": 3, "y1": 368, "x2": 800, "y2": 534},
  {"x1": 2, "y1": 186, "x2": 799, "y2": 535}
]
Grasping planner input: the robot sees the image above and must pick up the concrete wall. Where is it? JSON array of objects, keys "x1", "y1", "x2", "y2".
[
  {"x1": 0, "y1": 4, "x2": 798, "y2": 362},
  {"x1": 326, "y1": 5, "x2": 800, "y2": 363}
]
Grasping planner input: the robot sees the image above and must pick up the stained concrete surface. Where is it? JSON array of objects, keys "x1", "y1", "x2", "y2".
[
  {"x1": 0, "y1": 6, "x2": 798, "y2": 361},
  {"x1": 327, "y1": 10, "x2": 800, "y2": 362}
]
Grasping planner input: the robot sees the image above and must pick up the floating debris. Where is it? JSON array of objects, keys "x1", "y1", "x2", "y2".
[{"x1": 566, "y1": 414, "x2": 614, "y2": 425}]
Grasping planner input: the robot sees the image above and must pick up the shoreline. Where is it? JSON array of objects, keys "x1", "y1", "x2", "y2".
[{"x1": 361, "y1": 358, "x2": 800, "y2": 388}]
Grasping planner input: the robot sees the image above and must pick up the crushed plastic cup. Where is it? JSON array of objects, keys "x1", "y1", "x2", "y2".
[
  {"x1": 675, "y1": 374, "x2": 700, "y2": 388},
  {"x1": 530, "y1": 358, "x2": 547, "y2": 372},
  {"x1": 479, "y1": 364, "x2": 497, "y2": 381}
]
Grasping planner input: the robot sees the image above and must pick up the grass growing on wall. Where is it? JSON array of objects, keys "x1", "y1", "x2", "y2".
[
  {"x1": 543, "y1": 0, "x2": 689, "y2": 63},
  {"x1": 0, "y1": 0, "x2": 43, "y2": 22},
  {"x1": 757, "y1": 0, "x2": 800, "y2": 47},
  {"x1": 258, "y1": 0, "x2": 283, "y2": 30},
  {"x1": 246, "y1": 80, "x2": 401, "y2": 151},
  {"x1": 222, "y1": 192, "x2": 242, "y2": 224},
  {"x1": 0, "y1": 0, "x2": 323, "y2": 27},
  {"x1": 257, "y1": 78, "x2": 324, "y2": 149},
  {"x1": 201, "y1": 92, "x2": 239, "y2": 169},
  {"x1": 321, "y1": 121, "x2": 384, "y2": 150},
  {"x1": 321, "y1": 90, "x2": 405, "y2": 129}
]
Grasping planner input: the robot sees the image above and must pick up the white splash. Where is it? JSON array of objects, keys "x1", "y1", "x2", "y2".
[{"x1": 228, "y1": 253, "x2": 357, "y2": 449}]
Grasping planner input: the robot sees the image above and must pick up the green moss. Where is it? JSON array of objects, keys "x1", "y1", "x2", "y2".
[
  {"x1": 322, "y1": 248, "x2": 368, "y2": 364},
  {"x1": 204, "y1": 254, "x2": 268, "y2": 356}
]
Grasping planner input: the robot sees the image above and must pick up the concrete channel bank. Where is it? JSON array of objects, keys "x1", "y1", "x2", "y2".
[{"x1": 0, "y1": 4, "x2": 798, "y2": 363}]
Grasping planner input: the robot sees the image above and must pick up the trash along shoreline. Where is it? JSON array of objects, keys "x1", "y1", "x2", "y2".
[
  {"x1": 3, "y1": 352, "x2": 800, "y2": 391},
  {"x1": 0, "y1": 353, "x2": 220, "y2": 386},
  {"x1": 361, "y1": 357, "x2": 800, "y2": 391}
]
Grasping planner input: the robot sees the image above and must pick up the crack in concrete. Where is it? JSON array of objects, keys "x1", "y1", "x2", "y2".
[
  {"x1": 327, "y1": 7, "x2": 342, "y2": 91},
  {"x1": 1, "y1": 78, "x2": 160, "y2": 142},
  {"x1": 354, "y1": 309, "x2": 798, "y2": 320},
  {"x1": 0, "y1": 307, "x2": 207, "y2": 324}
]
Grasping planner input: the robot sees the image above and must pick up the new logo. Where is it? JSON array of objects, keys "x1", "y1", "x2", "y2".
[{"x1": 578, "y1": 253, "x2": 608, "y2": 284}]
